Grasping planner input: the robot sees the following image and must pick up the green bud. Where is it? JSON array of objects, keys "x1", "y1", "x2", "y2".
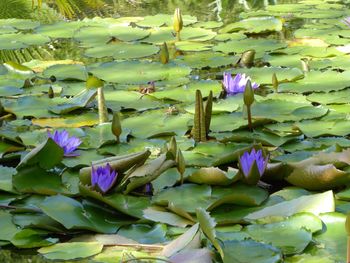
[
  {"x1": 173, "y1": 8, "x2": 183, "y2": 33},
  {"x1": 160, "y1": 42, "x2": 169, "y2": 64},
  {"x1": 48, "y1": 86, "x2": 54, "y2": 98},
  {"x1": 300, "y1": 58, "x2": 310, "y2": 73},
  {"x1": 346, "y1": 213, "x2": 350, "y2": 236},
  {"x1": 272, "y1": 73, "x2": 278, "y2": 92},
  {"x1": 168, "y1": 136, "x2": 177, "y2": 159},
  {"x1": 111, "y1": 112, "x2": 122, "y2": 142},
  {"x1": 243, "y1": 80, "x2": 255, "y2": 106},
  {"x1": 0, "y1": 100, "x2": 3, "y2": 116},
  {"x1": 239, "y1": 49, "x2": 255, "y2": 68},
  {"x1": 176, "y1": 149, "x2": 186, "y2": 184},
  {"x1": 86, "y1": 73, "x2": 103, "y2": 89}
]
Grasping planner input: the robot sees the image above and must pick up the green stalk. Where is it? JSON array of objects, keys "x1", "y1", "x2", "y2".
[
  {"x1": 204, "y1": 90, "x2": 213, "y2": 137},
  {"x1": 247, "y1": 105, "x2": 252, "y2": 131},
  {"x1": 97, "y1": 87, "x2": 108, "y2": 124}
]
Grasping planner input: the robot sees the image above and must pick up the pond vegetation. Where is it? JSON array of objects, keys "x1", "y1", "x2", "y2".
[{"x1": 1, "y1": 0, "x2": 350, "y2": 262}]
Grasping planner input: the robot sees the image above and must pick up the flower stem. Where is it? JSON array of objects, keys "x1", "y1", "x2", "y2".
[
  {"x1": 247, "y1": 105, "x2": 252, "y2": 131},
  {"x1": 176, "y1": 31, "x2": 181, "y2": 41},
  {"x1": 347, "y1": 236, "x2": 350, "y2": 263}
]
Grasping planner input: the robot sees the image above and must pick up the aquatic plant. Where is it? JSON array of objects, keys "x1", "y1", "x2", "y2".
[
  {"x1": 243, "y1": 79, "x2": 255, "y2": 131},
  {"x1": 47, "y1": 129, "x2": 81, "y2": 157},
  {"x1": 343, "y1": 17, "x2": 350, "y2": 27},
  {"x1": 222, "y1": 72, "x2": 259, "y2": 95},
  {"x1": 192, "y1": 90, "x2": 213, "y2": 142},
  {"x1": 91, "y1": 163, "x2": 118, "y2": 193},
  {"x1": 239, "y1": 148, "x2": 268, "y2": 185},
  {"x1": 173, "y1": 8, "x2": 183, "y2": 41},
  {"x1": 111, "y1": 111, "x2": 122, "y2": 143},
  {"x1": 160, "y1": 42, "x2": 169, "y2": 64}
]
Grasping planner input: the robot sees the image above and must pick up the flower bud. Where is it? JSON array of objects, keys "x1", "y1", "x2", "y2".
[
  {"x1": 111, "y1": 112, "x2": 122, "y2": 142},
  {"x1": 48, "y1": 86, "x2": 54, "y2": 98},
  {"x1": 168, "y1": 136, "x2": 177, "y2": 159},
  {"x1": 176, "y1": 149, "x2": 186, "y2": 184},
  {"x1": 272, "y1": 73, "x2": 278, "y2": 92},
  {"x1": 243, "y1": 80, "x2": 255, "y2": 107},
  {"x1": 86, "y1": 73, "x2": 103, "y2": 89},
  {"x1": 160, "y1": 42, "x2": 169, "y2": 64},
  {"x1": 300, "y1": 58, "x2": 309, "y2": 73},
  {"x1": 346, "y1": 213, "x2": 350, "y2": 236},
  {"x1": 173, "y1": 8, "x2": 183, "y2": 33},
  {"x1": 238, "y1": 49, "x2": 255, "y2": 68}
]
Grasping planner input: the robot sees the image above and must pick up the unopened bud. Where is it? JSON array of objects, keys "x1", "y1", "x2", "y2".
[
  {"x1": 111, "y1": 112, "x2": 122, "y2": 142},
  {"x1": 173, "y1": 8, "x2": 183, "y2": 33},
  {"x1": 48, "y1": 86, "x2": 54, "y2": 98},
  {"x1": 272, "y1": 73, "x2": 278, "y2": 92},
  {"x1": 243, "y1": 80, "x2": 255, "y2": 106},
  {"x1": 160, "y1": 42, "x2": 169, "y2": 64}
]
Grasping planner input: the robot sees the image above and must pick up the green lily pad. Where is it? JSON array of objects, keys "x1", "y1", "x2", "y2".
[
  {"x1": 296, "y1": 120, "x2": 350, "y2": 137},
  {"x1": 38, "y1": 242, "x2": 103, "y2": 260},
  {"x1": 220, "y1": 16, "x2": 283, "y2": 34},
  {"x1": 117, "y1": 224, "x2": 167, "y2": 244},
  {"x1": 48, "y1": 89, "x2": 97, "y2": 114},
  {"x1": 279, "y1": 70, "x2": 350, "y2": 93},
  {"x1": 0, "y1": 19, "x2": 39, "y2": 30},
  {"x1": 11, "y1": 229, "x2": 58, "y2": 248},
  {"x1": 38, "y1": 195, "x2": 122, "y2": 233},
  {"x1": 89, "y1": 61, "x2": 191, "y2": 84},
  {"x1": 175, "y1": 41, "x2": 213, "y2": 52},
  {"x1": 84, "y1": 43, "x2": 159, "y2": 59},
  {"x1": 135, "y1": 14, "x2": 197, "y2": 28},
  {"x1": 122, "y1": 110, "x2": 192, "y2": 138},
  {"x1": 35, "y1": 21, "x2": 84, "y2": 38},
  {"x1": 174, "y1": 52, "x2": 237, "y2": 69},
  {"x1": 245, "y1": 213, "x2": 321, "y2": 254},
  {"x1": 313, "y1": 212, "x2": 346, "y2": 262},
  {"x1": 214, "y1": 39, "x2": 287, "y2": 57},
  {"x1": 0, "y1": 166, "x2": 16, "y2": 193},
  {"x1": 153, "y1": 184, "x2": 212, "y2": 213},
  {"x1": 222, "y1": 240, "x2": 282, "y2": 263},
  {"x1": 245, "y1": 190, "x2": 334, "y2": 220},
  {"x1": 42, "y1": 64, "x2": 87, "y2": 81}
]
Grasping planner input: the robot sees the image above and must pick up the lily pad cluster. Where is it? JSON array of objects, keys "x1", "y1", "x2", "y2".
[{"x1": 1, "y1": 0, "x2": 350, "y2": 262}]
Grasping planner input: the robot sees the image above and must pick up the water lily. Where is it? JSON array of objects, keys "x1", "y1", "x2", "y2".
[
  {"x1": 91, "y1": 163, "x2": 118, "y2": 193},
  {"x1": 48, "y1": 130, "x2": 81, "y2": 157},
  {"x1": 222, "y1": 72, "x2": 259, "y2": 95},
  {"x1": 239, "y1": 149, "x2": 268, "y2": 185},
  {"x1": 343, "y1": 17, "x2": 350, "y2": 27}
]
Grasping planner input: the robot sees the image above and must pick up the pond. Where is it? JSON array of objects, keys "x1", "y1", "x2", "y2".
[{"x1": 0, "y1": 0, "x2": 350, "y2": 262}]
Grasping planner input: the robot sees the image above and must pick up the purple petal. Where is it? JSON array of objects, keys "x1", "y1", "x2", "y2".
[{"x1": 240, "y1": 149, "x2": 268, "y2": 178}]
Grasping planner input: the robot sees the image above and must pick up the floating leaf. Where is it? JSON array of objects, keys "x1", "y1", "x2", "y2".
[{"x1": 38, "y1": 242, "x2": 103, "y2": 260}]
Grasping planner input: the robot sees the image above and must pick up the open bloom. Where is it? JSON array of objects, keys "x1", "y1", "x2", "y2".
[
  {"x1": 48, "y1": 130, "x2": 81, "y2": 157},
  {"x1": 239, "y1": 149, "x2": 268, "y2": 184},
  {"x1": 343, "y1": 17, "x2": 350, "y2": 27},
  {"x1": 222, "y1": 72, "x2": 259, "y2": 95},
  {"x1": 91, "y1": 163, "x2": 118, "y2": 193}
]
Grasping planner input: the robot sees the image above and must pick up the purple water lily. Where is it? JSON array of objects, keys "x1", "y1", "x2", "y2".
[
  {"x1": 48, "y1": 130, "x2": 81, "y2": 157},
  {"x1": 91, "y1": 163, "x2": 118, "y2": 194},
  {"x1": 343, "y1": 17, "x2": 350, "y2": 27},
  {"x1": 222, "y1": 72, "x2": 259, "y2": 95},
  {"x1": 239, "y1": 149, "x2": 267, "y2": 178}
]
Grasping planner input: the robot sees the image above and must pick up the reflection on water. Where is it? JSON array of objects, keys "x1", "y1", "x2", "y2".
[{"x1": 89, "y1": 0, "x2": 300, "y2": 22}]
